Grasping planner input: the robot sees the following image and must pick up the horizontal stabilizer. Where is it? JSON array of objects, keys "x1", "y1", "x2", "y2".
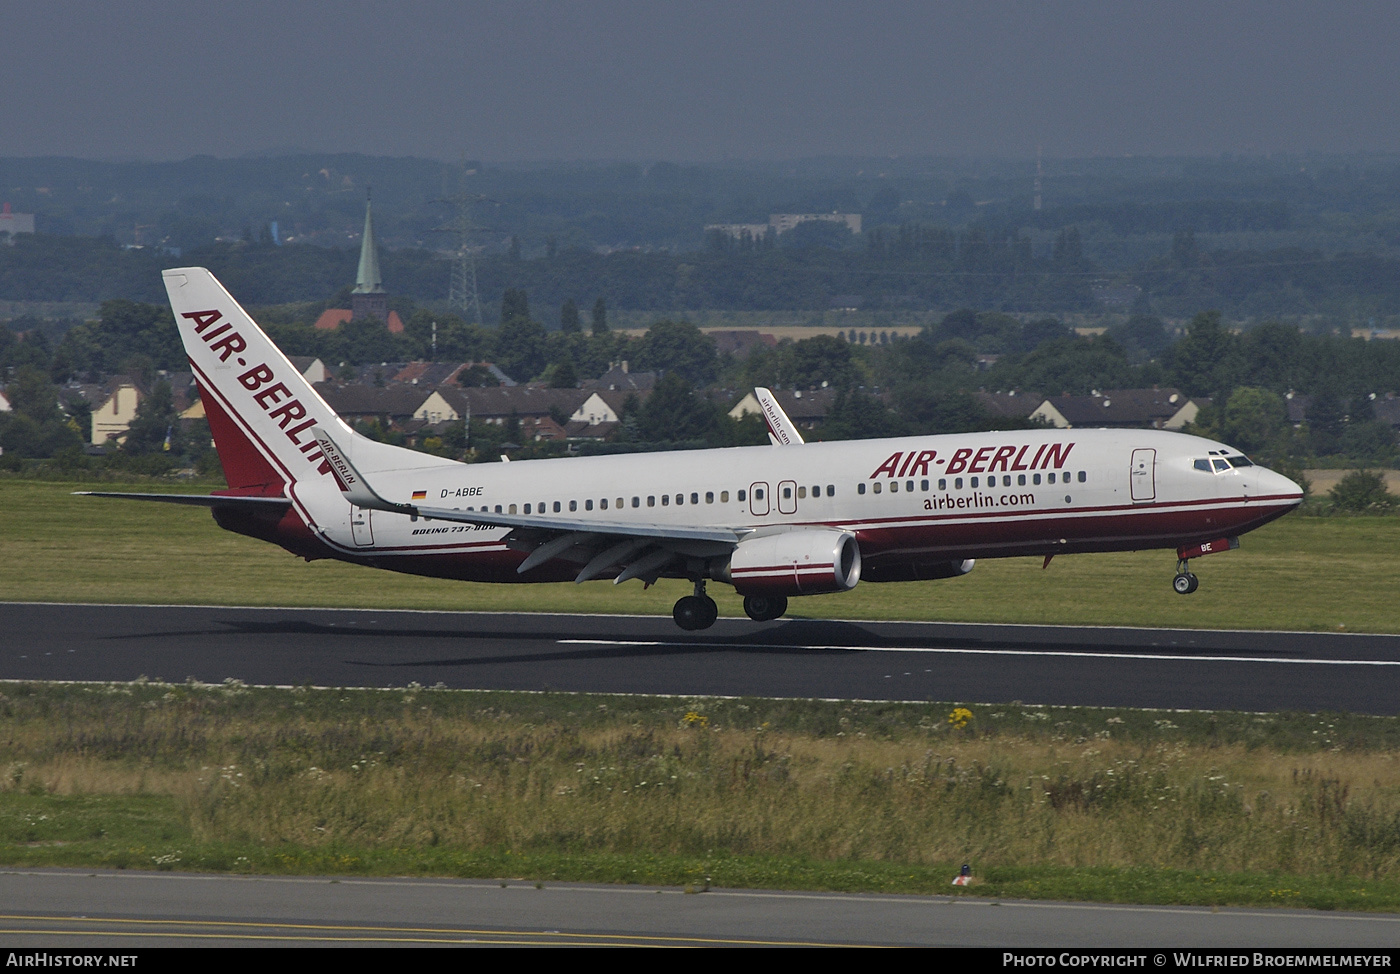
[{"x1": 76, "y1": 492, "x2": 291, "y2": 509}]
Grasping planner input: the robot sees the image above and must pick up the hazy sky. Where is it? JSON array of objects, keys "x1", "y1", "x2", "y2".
[{"x1": 5, "y1": 1, "x2": 1398, "y2": 161}]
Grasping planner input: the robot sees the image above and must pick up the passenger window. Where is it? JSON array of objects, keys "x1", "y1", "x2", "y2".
[
  {"x1": 873, "y1": 482, "x2": 882, "y2": 494},
  {"x1": 921, "y1": 479, "x2": 929, "y2": 491},
  {"x1": 585, "y1": 499, "x2": 593, "y2": 511},
  {"x1": 647, "y1": 496, "x2": 655, "y2": 507},
  {"x1": 797, "y1": 486, "x2": 806, "y2": 499},
  {"x1": 858, "y1": 483, "x2": 866, "y2": 495},
  {"x1": 632, "y1": 496, "x2": 639, "y2": 508},
  {"x1": 706, "y1": 491, "x2": 714, "y2": 503},
  {"x1": 1018, "y1": 474, "x2": 1026, "y2": 486},
  {"x1": 1078, "y1": 471, "x2": 1086, "y2": 483},
  {"x1": 509, "y1": 504, "x2": 518, "y2": 514},
  {"x1": 826, "y1": 485, "x2": 835, "y2": 496},
  {"x1": 970, "y1": 477, "x2": 979, "y2": 488},
  {"x1": 721, "y1": 491, "x2": 729, "y2": 502},
  {"x1": 955, "y1": 478, "x2": 963, "y2": 489},
  {"x1": 690, "y1": 493, "x2": 698, "y2": 505},
  {"x1": 890, "y1": 481, "x2": 898, "y2": 493},
  {"x1": 662, "y1": 494, "x2": 669, "y2": 505},
  {"x1": 600, "y1": 499, "x2": 608, "y2": 510},
  {"x1": 569, "y1": 500, "x2": 577, "y2": 512},
  {"x1": 675, "y1": 493, "x2": 684, "y2": 505},
  {"x1": 617, "y1": 498, "x2": 624, "y2": 509},
  {"x1": 755, "y1": 488, "x2": 764, "y2": 499},
  {"x1": 1048, "y1": 473, "x2": 1056, "y2": 484},
  {"x1": 938, "y1": 478, "x2": 947, "y2": 490},
  {"x1": 553, "y1": 501, "x2": 561, "y2": 512},
  {"x1": 906, "y1": 480, "x2": 914, "y2": 492},
  {"x1": 1033, "y1": 474, "x2": 1041, "y2": 485},
  {"x1": 494, "y1": 505, "x2": 502, "y2": 513},
  {"x1": 738, "y1": 490, "x2": 746, "y2": 501},
  {"x1": 524, "y1": 503, "x2": 531, "y2": 514}
]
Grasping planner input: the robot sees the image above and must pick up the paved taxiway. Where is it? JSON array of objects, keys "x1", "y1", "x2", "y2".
[
  {"x1": 3, "y1": 870, "x2": 1399, "y2": 947},
  {"x1": 1, "y1": 602, "x2": 1398, "y2": 713}
]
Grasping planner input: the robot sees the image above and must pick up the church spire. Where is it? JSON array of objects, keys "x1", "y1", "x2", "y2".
[{"x1": 353, "y1": 189, "x2": 383, "y2": 294}]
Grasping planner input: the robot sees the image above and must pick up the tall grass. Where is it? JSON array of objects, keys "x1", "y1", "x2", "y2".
[{"x1": 3, "y1": 681, "x2": 1400, "y2": 903}]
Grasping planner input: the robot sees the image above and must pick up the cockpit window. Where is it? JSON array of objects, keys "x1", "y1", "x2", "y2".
[
  {"x1": 1211, "y1": 458, "x2": 1230, "y2": 472},
  {"x1": 1226, "y1": 455, "x2": 1254, "y2": 468},
  {"x1": 1194, "y1": 459, "x2": 1212, "y2": 472}
]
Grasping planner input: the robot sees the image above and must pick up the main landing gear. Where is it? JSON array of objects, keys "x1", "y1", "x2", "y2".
[
  {"x1": 1172, "y1": 559, "x2": 1200, "y2": 595},
  {"x1": 673, "y1": 579, "x2": 719, "y2": 631},
  {"x1": 742, "y1": 594, "x2": 788, "y2": 622}
]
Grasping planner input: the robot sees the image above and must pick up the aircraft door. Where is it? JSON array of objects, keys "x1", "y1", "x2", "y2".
[
  {"x1": 350, "y1": 505, "x2": 375, "y2": 546},
  {"x1": 777, "y1": 479, "x2": 798, "y2": 515},
  {"x1": 1130, "y1": 449, "x2": 1156, "y2": 502},
  {"x1": 749, "y1": 482, "x2": 770, "y2": 516}
]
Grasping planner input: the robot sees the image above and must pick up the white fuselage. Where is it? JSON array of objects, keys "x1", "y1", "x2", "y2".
[{"x1": 282, "y1": 427, "x2": 1301, "y2": 583}]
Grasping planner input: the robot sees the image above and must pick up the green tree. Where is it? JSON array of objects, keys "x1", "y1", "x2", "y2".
[
  {"x1": 633, "y1": 372, "x2": 726, "y2": 444},
  {"x1": 820, "y1": 388, "x2": 903, "y2": 441},
  {"x1": 1221, "y1": 387, "x2": 1285, "y2": 453},
  {"x1": 633, "y1": 320, "x2": 717, "y2": 385},
  {"x1": 494, "y1": 290, "x2": 548, "y2": 381},
  {"x1": 1329, "y1": 470, "x2": 1397, "y2": 514},
  {"x1": 121, "y1": 380, "x2": 181, "y2": 456},
  {"x1": 591, "y1": 297, "x2": 609, "y2": 336},
  {"x1": 560, "y1": 299, "x2": 581, "y2": 334},
  {"x1": 1168, "y1": 311, "x2": 1241, "y2": 398}
]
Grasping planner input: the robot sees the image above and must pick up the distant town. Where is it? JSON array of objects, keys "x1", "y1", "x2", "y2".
[{"x1": 2, "y1": 154, "x2": 1400, "y2": 489}]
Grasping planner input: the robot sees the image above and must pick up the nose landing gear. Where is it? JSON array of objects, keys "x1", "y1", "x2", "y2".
[{"x1": 673, "y1": 578, "x2": 719, "y2": 631}]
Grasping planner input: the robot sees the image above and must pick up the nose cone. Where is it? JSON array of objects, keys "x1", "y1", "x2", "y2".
[{"x1": 1259, "y1": 466, "x2": 1305, "y2": 505}]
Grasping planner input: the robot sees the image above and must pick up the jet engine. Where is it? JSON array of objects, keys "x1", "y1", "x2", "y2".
[{"x1": 720, "y1": 529, "x2": 862, "y2": 596}]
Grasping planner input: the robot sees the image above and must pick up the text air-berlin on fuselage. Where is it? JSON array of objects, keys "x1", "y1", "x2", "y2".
[{"x1": 82, "y1": 268, "x2": 1304, "y2": 630}]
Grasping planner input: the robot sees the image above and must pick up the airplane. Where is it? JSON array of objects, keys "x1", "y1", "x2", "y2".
[{"x1": 84, "y1": 267, "x2": 1305, "y2": 631}]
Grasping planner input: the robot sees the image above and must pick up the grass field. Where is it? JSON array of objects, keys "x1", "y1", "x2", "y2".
[
  {"x1": 2, "y1": 479, "x2": 1398, "y2": 632},
  {"x1": 2, "y1": 683, "x2": 1400, "y2": 910}
]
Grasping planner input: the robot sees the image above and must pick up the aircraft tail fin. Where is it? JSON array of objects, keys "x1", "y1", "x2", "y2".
[{"x1": 162, "y1": 267, "x2": 453, "y2": 492}]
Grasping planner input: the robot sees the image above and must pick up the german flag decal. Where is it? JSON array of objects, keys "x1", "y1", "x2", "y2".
[{"x1": 412, "y1": 490, "x2": 427, "y2": 500}]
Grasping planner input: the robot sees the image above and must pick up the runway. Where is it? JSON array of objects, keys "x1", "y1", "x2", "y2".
[
  {"x1": 3, "y1": 869, "x2": 1398, "y2": 948},
  {"x1": 2, "y1": 601, "x2": 1399, "y2": 713}
]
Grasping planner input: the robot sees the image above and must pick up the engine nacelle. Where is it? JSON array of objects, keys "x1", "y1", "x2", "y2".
[{"x1": 721, "y1": 529, "x2": 862, "y2": 596}]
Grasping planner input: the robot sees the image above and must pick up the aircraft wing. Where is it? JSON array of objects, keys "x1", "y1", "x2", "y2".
[
  {"x1": 313, "y1": 427, "x2": 742, "y2": 582},
  {"x1": 75, "y1": 492, "x2": 292, "y2": 510},
  {"x1": 755, "y1": 387, "x2": 804, "y2": 445}
]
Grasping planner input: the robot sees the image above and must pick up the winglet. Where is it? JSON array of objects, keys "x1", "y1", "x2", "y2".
[
  {"x1": 312, "y1": 426, "x2": 414, "y2": 515},
  {"x1": 755, "y1": 387, "x2": 804, "y2": 445}
]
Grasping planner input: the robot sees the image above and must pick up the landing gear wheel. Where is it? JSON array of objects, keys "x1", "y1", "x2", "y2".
[
  {"x1": 1172, "y1": 572, "x2": 1199, "y2": 595},
  {"x1": 673, "y1": 595, "x2": 718, "y2": 631},
  {"x1": 743, "y1": 594, "x2": 789, "y2": 622}
]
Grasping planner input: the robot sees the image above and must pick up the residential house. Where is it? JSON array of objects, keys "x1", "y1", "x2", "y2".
[{"x1": 1031, "y1": 388, "x2": 1200, "y2": 430}]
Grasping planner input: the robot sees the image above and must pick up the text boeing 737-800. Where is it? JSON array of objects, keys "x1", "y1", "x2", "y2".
[{"x1": 84, "y1": 268, "x2": 1304, "y2": 630}]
